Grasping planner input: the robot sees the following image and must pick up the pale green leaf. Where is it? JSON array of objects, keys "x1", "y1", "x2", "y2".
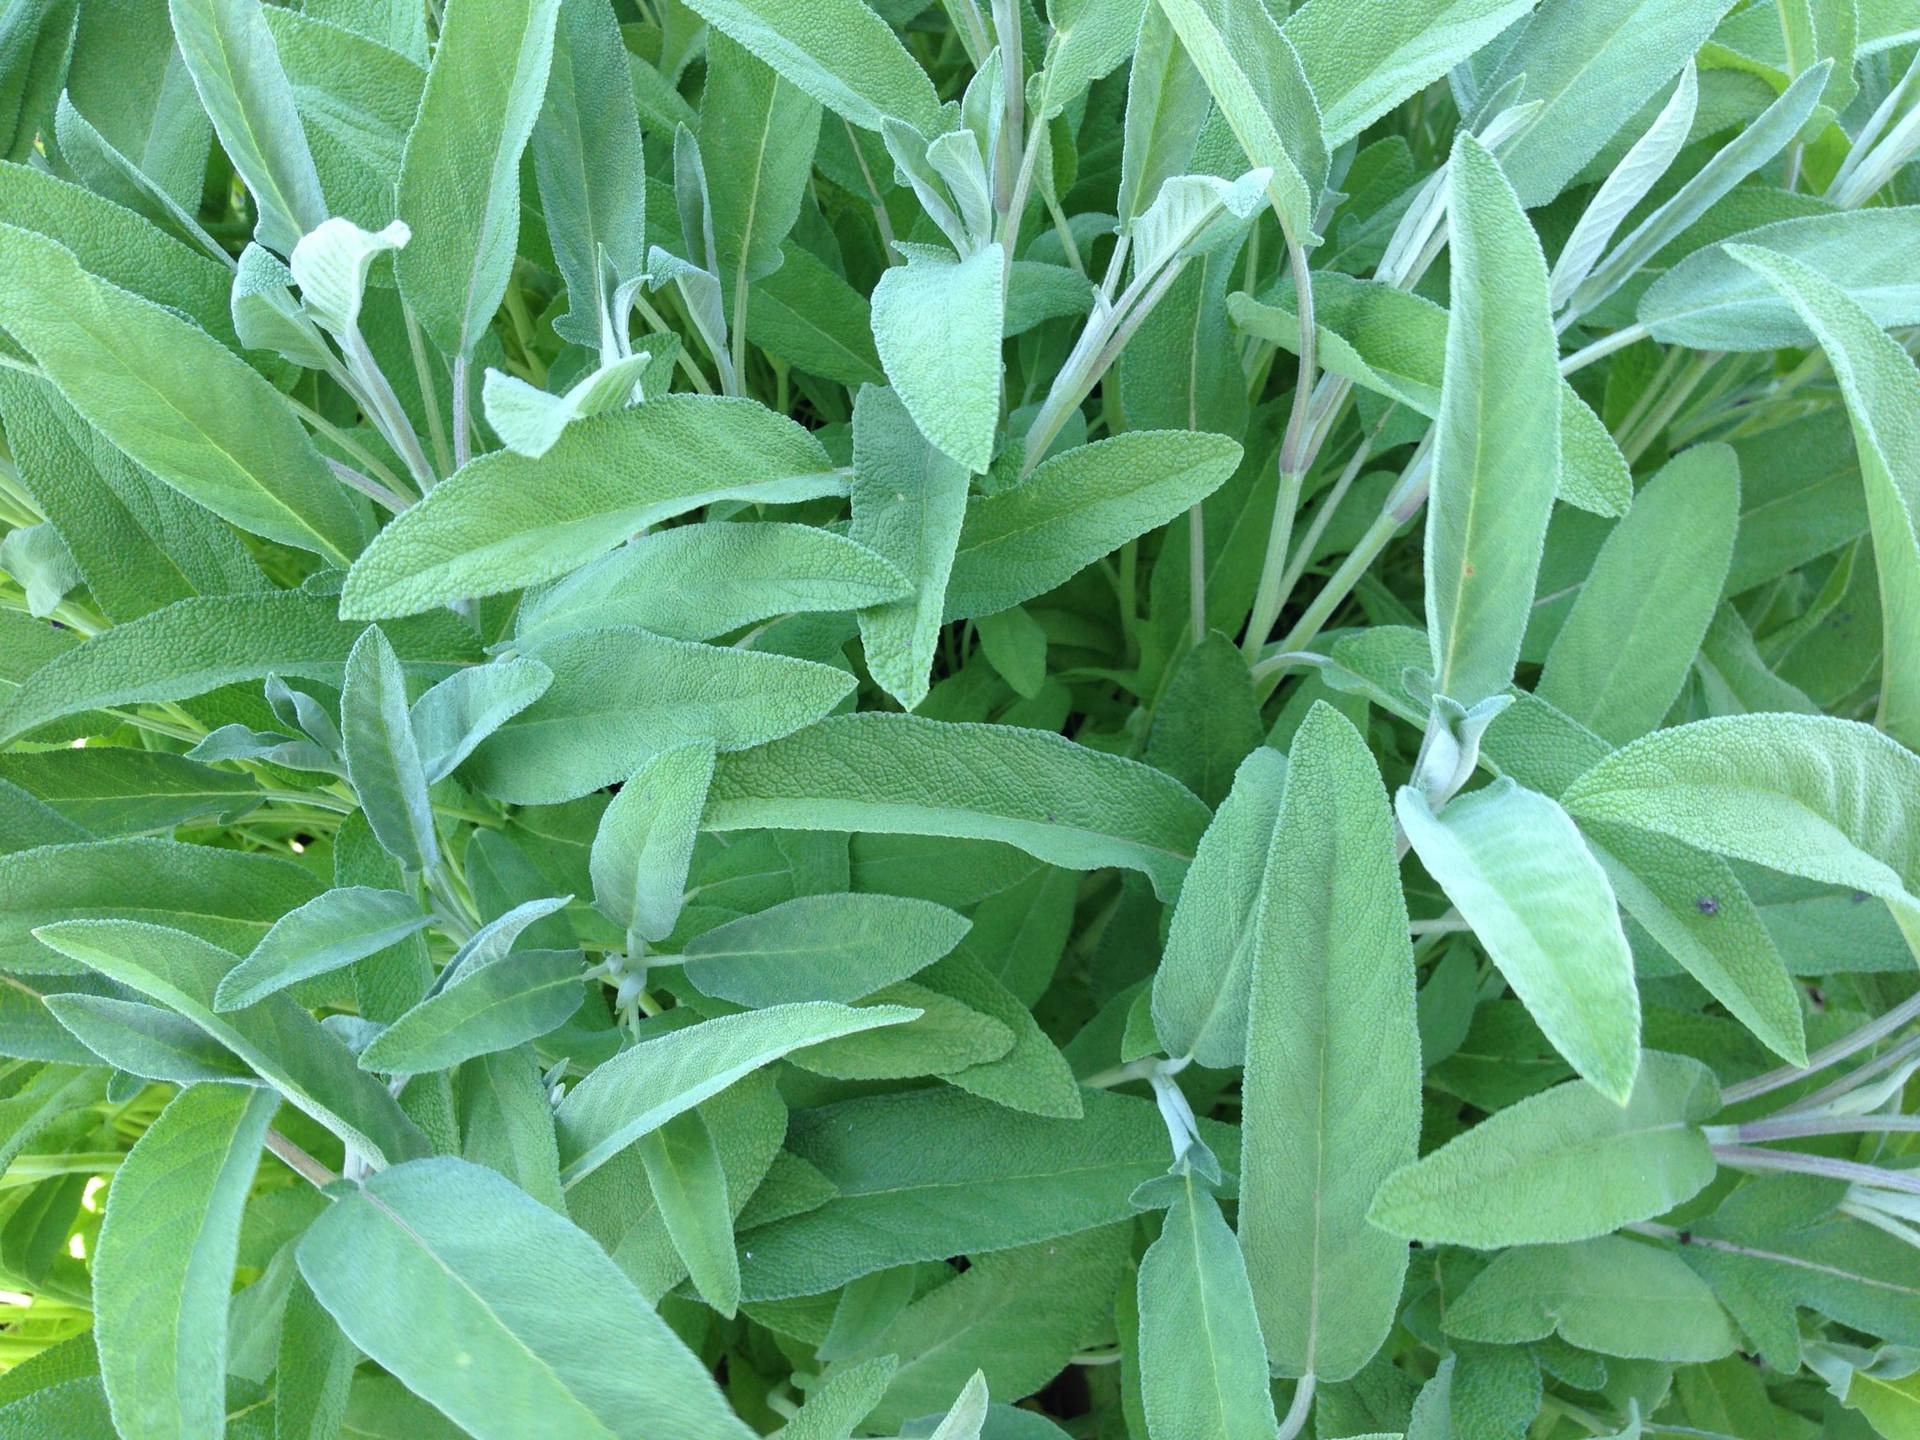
[
  {"x1": 359, "y1": 948, "x2": 585, "y2": 1072},
  {"x1": 464, "y1": 626, "x2": 856, "y2": 805},
  {"x1": 339, "y1": 396, "x2": 843, "y2": 618},
  {"x1": 946, "y1": 430, "x2": 1242, "y2": 620},
  {"x1": 94, "y1": 1084, "x2": 276, "y2": 1440},
  {"x1": 850, "y1": 383, "x2": 972, "y2": 711},
  {"x1": 297, "y1": 1157, "x2": 756, "y2": 1440},
  {"x1": 637, "y1": 1108, "x2": 740, "y2": 1316},
  {"x1": 675, "y1": 0, "x2": 943, "y2": 134},
  {"x1": 394, "y1": 0, "x2": 561, "y2": 356},
  {"x1": 1242, "y1": 704, "x2": 1418, "y2": 1381},
  {"x1": 1398, "y1": 780, "x2": 1640, "y2": 1104},
  {"x1": 679, "y1": 893, "x2": 969, "y2": 1006},
  {"x1": 591, "y1": 742, "x2": 716, "y2": 946},
  {"x1": 214, "y1": 886, "x2": 429, "y2": 1011},
  {"x1": 1425, "y1": 131, "x2": 1561, "y2": 708},
  {"x1": 555, "y1": 1002, "x2": 919, "y2": 1185},
  {"x1": 1369, "y1": 1051, "x2": 1720, "y2": 1247},
  {"x1": 871, "y1": 244, "x2": 1005, "y2": 474},
  {"x1": 342, "y1": 624, "x2": 439, "y2": 874},
  {"x1": 1538, "y1": 444, "x2": 1739, "y2": 744},
  {"x1": 0, "y1": 224, "x2": 363, "y2": 564},
  {"x1": 408, "y1": 656, "x2": 555, "y2": 784},
  {"x1": 705, "y1": 713, "x2": 1213, "y2": 900},
  {"x1": 1137, "y1": 1171, "x2": 1278, "y2": 1440}
]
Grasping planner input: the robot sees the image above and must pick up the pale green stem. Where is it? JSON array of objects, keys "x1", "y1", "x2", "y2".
[{"x1": 403, "y1": 301, "x2": 454, "y2": 478}]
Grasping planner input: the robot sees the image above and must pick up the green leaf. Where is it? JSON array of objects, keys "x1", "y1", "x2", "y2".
[
  {"x1": 0, "y1": 225, "x2": 363, "y2": 564},
  {"x1": 674, "y1": 0, "x2": 943, "y2": 134},
  {"x1": 781, "y1": 1356, "x2": 898, "y2": 1440},
  {"x1": 32, "y1": 918, "x2": 431, "y2": 1166},
  {"x1": 515, "y1": 521, "x2": 909, "y2": 649},
  {"x1": 1473, "y1": 0, "x2": 1730, "y2": 208},
  {"x1": 1639, "y1": 209, "x2": 1920, "y2": 352},
  {"x1": 0, "y1": 748, "x2": 258, "y2": 835},
  {"x1": 1242, "y1": 704, "x2": 1418, "y2": 1382},
  {"x1": 1152, "y1": 745, "x2": 1285, "y2": 1068},
  {"x1": 1560, "y1": 713, "x2": 1920, "y2": 931},
  {"x1": 274, "y1": 1275, "x2": 358, "y2": 1440},
  {"x1": 870, "y1": 244, "x2": 1005, "y2": 475},
  {"x1": 1425, "y1": 131, "x2": 1561, "y2": 708},
  {"x1": 214, "y1": 886, "x2": 429, "y2": 1011},
  {"x1": 1368, "y1": 1051, "x2": 1720, "y2": 1247},
  {"x1": 637, "y1": 1107, "x2": 740, "y2": 1316},
  {"x1": 736, "y1": 1087, "x2": 1232, "y2": 1300},
  {"x1": 706, "y1": 713, "x2": 1213, "y2": 900},
  {"x1": 394, "y1": 0, "x2": 561, "y2": 356},
  {"x1": 409, "y1": 656, "x2": 554, "y2": 783},
  {"x1": 297, "y1": 1157, "x2": 756, "y2": 1440},
  {"x1": 44, "y1": 993, "x2": 258, "y2": 1084},
  {"x1": 1729, "y1": 243, "x2": 1920, "y2": 751},
  {"x1": 340, "y1": 396, "x2": 843, "y2": 618},
  {"x1": 747, "y1": 240, "x2": 885, "y2": 386},
  {"x1": 1538, "y1": 444, "x2": 1740, "y2": 744},
  {"x1": 1398, "y1": 779, "x2": 1640, "y2": 1104},
  {"x1": 555, "y1": 1002, "x2": 918, "y2": 1185},
  {"x1": 678, "y1": 892, "x2": 969, "y2": 1006},
  {"x1": 1154, "y1": 0, "x2": 1326, "y2": 243},
  {"x1": 703, "y1": 30, "x2": 822, "y2": 296},
  {"x1": 1137, "y1": 1172, "x2": 1279, "y2": 1440},
  {"x1": 342, "y1": 625, "x2": 439, "y2": 874},
  {"x1": 850, "y1": 383, "x2": 972, "y2": 711},
  {"x1": 1117, "y1": 3, "x2": 1211, "y2": 230},
  {"x1": 167, "y1": 0, "x2": 328, "y2": 255},
  {"x1": 591, "y1": 742, "x2": 715, "y2": 946},
  {"x1": 0, "y1": 592, "x2": 479, "y2": 745},
  {"x1": 1283, "y1": 0, "x2": 1535, "y2": 147},
  {"x1": 359, "y1": 947, "x2": 584, "y2": 1072},
  {"x1": 1582, "y1": 821, "x2": 1807, "y2": 1066},
  {"x1": 93, "y1": 1083, "x2": 276, "y2": 1440},
  {"x1": 0, "y1": 838, "x2": 324, "y2": 974},
  {"x1": 531, "y1": 0, "x2": 647, "y2": 351},
  {"x1": 464, "y1": 626, "x2": 856, "y2": 805},
  {"x1": 1445, "y1": 1235, "x2": 1739, "y2": 1361},
  {"x1": 946, "y1": 430, "x2": 1242, "y2": 620}
]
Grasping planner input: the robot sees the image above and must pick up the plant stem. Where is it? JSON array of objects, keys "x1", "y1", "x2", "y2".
[
  {"x1": 1560, "y1": 322, "x2": 1651, "y2": 375},
  {"x1": 403, "y1": 301, "x2": 454, "y2": 478},
  {"x1": 1712, "y1": 1142, "x2": 1920, "y2": 1196},
  {"x1": 1186, "y1": 503, "x2": 1207, "y2": 647},
  {"x1": 1277, "y1": 1374, "x2": 1316, "y2": 1440},
  {"x1": 265, "y1": 1129, "x2": 339, "y2": 1189},
  {"x1": 1241, "y1": 231, "x2": 1318, "y2": 662},
  {"x1": 1722, "y1": 987, "x2": 1920, "y2": 1104},
  {"x1": 452, "y1": 355, "x2": 472, "y2": 468},
  {"x1": 1718, "y1": 1114, "x2": 1920, "y2": 1144}
]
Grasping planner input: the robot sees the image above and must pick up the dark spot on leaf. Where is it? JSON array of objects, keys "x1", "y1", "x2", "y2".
[
  {"x1": 1694, "y1": 896, "x2": 1719, "y2": 916},
  {"x1": 1851, "y1": 890, "x2": 1871, "y2": 904}
]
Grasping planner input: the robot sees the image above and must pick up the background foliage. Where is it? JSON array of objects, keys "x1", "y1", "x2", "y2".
[{"x1": 0, "y1": 0, "x2": 1917, "y2": 1436}]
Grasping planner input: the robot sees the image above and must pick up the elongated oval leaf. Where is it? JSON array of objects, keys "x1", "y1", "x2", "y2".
[
  {"x1": 94, "y1": 1083, "x2": 276, "y2": 1440},
  {"x1": 360, "y1": 948, "x2": 585, "y2": 1072},
  {"x1": 591, "y1": 742, "x2": 715, "y2": 946},
  {"x1": 0, "y1": 224, "x2": 363, "y2": 564},
  {"x1": 340, "y1": 396, "x2": 843, "y2": 618},
  {"x1": 342, "y1": 624, "x2": 439, "y2": 874},
  {"x1": 1398, "y1": 779, "x2": 1641, "y2": 1103},
  {"x1": 1538, "y1": 444, "x2": 1740, "y2": 744},
  {"x1": 556, "y1": 1002, "x2": 919, "y2": 1185},
  {"x1": 465, "y1": 626, "x2": 856, "y2": 804},
  {"x1": 871, "y1": 245, "x2": 1005, "y2": 475},
  {"x1": 1425, "y1": 131, "x2": 1561, "y2": 708},
  {"x1": 679, "y1": 893, "x2": 970, "y2": 1006},
  {"x1": 298, "y1": 1156, "x2": 756, "y2": 1440},
  {"x1": 394, "y1": 0, "x2": 561, "y2": 356},
  {"x1": 1242, "y1": 704, "x2": 1418, "y2": 1382},
  {"x1": 214, "y1": 886, "x2": 429, "y2": 1012},
  {"x1": 945, "y1": 430, "x2": 1243, "y2": 620},
  {"x1": 1728, "y1": 243, "x2": 1920, "y2": 751},
  {"x1": 32, "y1": 919, "x2": 430, "y2": 1166},
  {"x1": 0, "y1": 593, "x2": 478, "y2": 745},
  {"x1": 516, "y1": 522, "x2": 909, "y2": 648},
  {"x1": 1368, "y1": 1051, "x2": 1720, "y2": 1247},
  {"x1": 409, "y1": 656, "x2": 555, "y2": 784},
  {"x1": 1136, "y1": 1172, "x2": 1278, "y2": 1440},
  {"x1": 1151, "y1": 744, "x2": 1286, "y2": 1067},
  {"x1": 675, "y1": 0, "x2": 943, "y2": 134},
  {"x1": 705, "y1": 713, "x2": 1213, "y2": 900},
  {"x1": 169, "y1": 0, "x2": 328, "y2": 255}
]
